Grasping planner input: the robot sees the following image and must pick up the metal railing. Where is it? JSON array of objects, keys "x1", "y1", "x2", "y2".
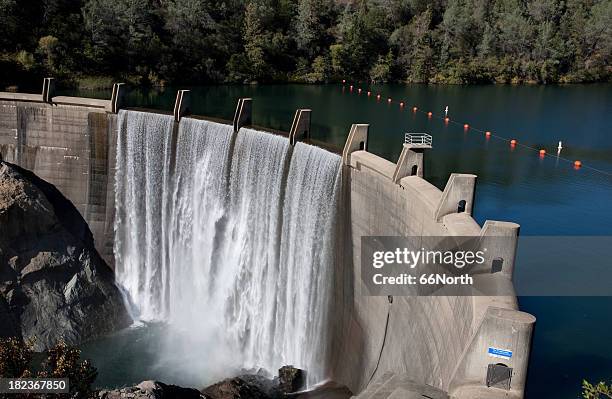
[{"x1": 405, "y1": 133, "x2": 432, "y2": 146}]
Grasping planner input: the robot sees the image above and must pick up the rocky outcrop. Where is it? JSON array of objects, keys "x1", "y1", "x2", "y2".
[
  {"x1": 202, "y1": 366, "x2": 305, "y2": 399},
  {"x1": 0, "y1": 161, "x2": 130, "y2": 351},
  {"x1": 99, "y1": 367, "x2": 310, "y2": 399},
  {"x1": 98, "y1": 381, "x2": 205, "y2": 399},
  {"x1": 201, "y1": 374, "x2": 277, "y2": 399},
  {"x1": 278, "y1": 365, "x2": 305, "y2": 393}
]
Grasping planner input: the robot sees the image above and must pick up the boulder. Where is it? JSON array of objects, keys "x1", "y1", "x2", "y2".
[
  {"x1": 98, "y1": 381, "x2": 203, "y2": 399},
  {"x1": 201, "y1": 366, "x2": 306, "y2": 399},
  {"x1": 278, "y1": 366, "x2": 305, "y2": 393},
  {"x1": 201, "y1": 375, "x2": 273, "y2": 399},
  {"x1": 0, "y1": 161, "x2": 130, "y2": 351}
]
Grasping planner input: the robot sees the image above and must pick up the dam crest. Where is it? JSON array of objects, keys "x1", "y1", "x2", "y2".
[{"x1": 0, "y1": 81, "x2": 535, "y2": 399}]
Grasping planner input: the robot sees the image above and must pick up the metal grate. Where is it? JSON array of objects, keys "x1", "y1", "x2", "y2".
[
  {"x1": 405, "y1": 133, "x2": 432, "y2": 146},
  {"x1": 487, "y1": 363, "x2": 512, "y2": 390}
]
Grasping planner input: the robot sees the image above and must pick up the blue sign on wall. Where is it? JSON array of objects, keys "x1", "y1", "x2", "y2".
[{"x1": 488, "y1": 347, "x2": 513, "y2": 360}]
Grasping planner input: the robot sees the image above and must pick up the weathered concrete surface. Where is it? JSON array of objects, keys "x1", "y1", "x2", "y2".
[
  {"x1": 0, "y1": 100, "x2": 117, "y2": 265},
  {"x1": 334, "y1": 128, "x2": 534, "y2": 399}
]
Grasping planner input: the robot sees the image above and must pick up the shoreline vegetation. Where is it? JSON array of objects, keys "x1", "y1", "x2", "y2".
[{"x1": 1, "y1": 0, "x2": 610, "y2": 91}]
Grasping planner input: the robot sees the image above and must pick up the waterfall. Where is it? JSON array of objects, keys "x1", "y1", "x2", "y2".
[
  {"x1": 114, "y1": 110, "x2": 174, "y2": 321},
  {"x1": 276, "y1": 142, "x2": 342, "y2": 381},
  {"x1": 114, "y1": 111, "x2": 342, "y2": 385}
]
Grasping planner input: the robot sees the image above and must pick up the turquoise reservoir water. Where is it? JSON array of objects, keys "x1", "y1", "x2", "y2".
[{"x1": 67, "y1": 84, "x2": 612, "y2": 397}]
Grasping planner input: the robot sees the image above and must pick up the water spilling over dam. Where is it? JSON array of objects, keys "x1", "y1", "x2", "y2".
[
  {"x1": 0, "y1": 88, "x2": 536, "y2": 398},
  {"x1": 114, "y1": 110, "x2": 341, "y2": 383}
]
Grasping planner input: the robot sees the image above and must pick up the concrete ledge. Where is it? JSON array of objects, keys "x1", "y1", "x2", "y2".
[
  {"x1": 51, "y1": 96, "x2": 111, "y2": 111},
  {"x1": 350, "y1": 151, "x2": 396, "y2": 180},
  {"x1": 441, "y1": 213, "x2": 482, "y2": 236},
  {"x1": 0, "y1": 92, "x2": 44, "y2": 103}
]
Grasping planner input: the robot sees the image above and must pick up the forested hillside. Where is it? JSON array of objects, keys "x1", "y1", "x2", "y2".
[{"x1": 1, "y1": 0, "x2": 610, "y2": 88}]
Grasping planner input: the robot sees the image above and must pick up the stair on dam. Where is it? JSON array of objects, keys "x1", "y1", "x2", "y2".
[{"x1": 354, "y1": 373, "x2": 449, "y2": 399}]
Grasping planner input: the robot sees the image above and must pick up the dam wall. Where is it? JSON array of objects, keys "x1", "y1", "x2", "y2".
[
  {"x1": 0, "y1": 92, "x2": 117, "y2": 265},
  {"x1": 335, "y1": 127, "x2": 534, "y2": 398},
  {"x1": 0, "y1": 84, "x2": 534, "y2": 399}
]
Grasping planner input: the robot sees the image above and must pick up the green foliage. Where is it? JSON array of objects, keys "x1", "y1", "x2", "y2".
[
  {"x1": 0, "y1": 0, "x2": 610, "y2": 87},
  {"x1": 41, "y1": 341, "x2": 98, "y2": 398},
  {"x1": 0, "y1": 338, "x2": 33, "y2": 378},
  {"x1": 370, "y1": 52, "x2": 393, "y2": 82},
  {"x1": 14, "y1": 51, "x2": 36, "y2": 71},
  {"x1": 583, "y1": 380, "x2": 612, "y2": 399},
  {"x1": 0, "y1": 338, "x2": 97, "y2": 398}
]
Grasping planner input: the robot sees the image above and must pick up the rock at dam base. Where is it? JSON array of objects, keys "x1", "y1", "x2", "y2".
[
  {"x1": 0, "y1": 161, "x2": 130, "y2": 351},
  {"x1": 202, "y1": 366, "x2": 304, "y2": 399},
  {"x1": 99, "y1": 366, "x2": 308, "y2": 399},
  {"x1": 99, "y1": 381, "x2": 204, "y2": 399}
]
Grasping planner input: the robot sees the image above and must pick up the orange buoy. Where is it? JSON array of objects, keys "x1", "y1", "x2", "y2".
[
  {"x1": 342, "y1": 79, "x2": 346, "y2": 84},
  {"x1": 388, "y1": 98, "x2": 392, "y2": 103},
  {"x1": 539, "y1": 149, "x2": 546, "y2": 156},
  {"x1": 444, "y1": 117, "x2": 450, "y2": 123},
  {"x1": 464, "y1": 124, "x2": 469, "y2": 130},
  {"x1": 510, "y1": 139, "x2": 517, "y2": 145},
  {"x1": 376, "y1": 94, "x2": 381, "y2": 100},
  {"x1": 485, "y1": 131, "x2": 491, "y2": 137},
  {"x1": 574, "y1": 160, "x2": 582, "y2": 168},
  {"x1": 412, "y1": 106, "x2": 418, "y2": 112},
  {"x1": 367, "y1": 91, "x2": 371, "y2": 96},
  {"x1": 427, "y1": 111, "x2": 432, "y2": 117},
  {"x1": 358, "y1": 88, "x2": 362, "y2": 94}
]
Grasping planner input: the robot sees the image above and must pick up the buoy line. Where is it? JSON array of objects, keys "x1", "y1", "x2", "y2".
[{"x1": 340, "y1": 83, "x2": 612, "y2": 178}]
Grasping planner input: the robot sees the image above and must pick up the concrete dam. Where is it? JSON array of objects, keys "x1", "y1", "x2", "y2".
[{"x1": 0, "y1": 83, "x2": 535, "y2": 399}]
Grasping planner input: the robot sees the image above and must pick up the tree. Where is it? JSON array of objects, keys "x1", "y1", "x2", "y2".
[
  {"x1": 583, "y1": 380, "x2": 612, "y2": 399},
  {"x1": 295, "y1": 0, "x2": 337, "y2": 59},
  {"x1": 391, "y1": 8, "x2": 435, "y2": 82},
  {"x1": 0, "y1": 338, "x2": 33, "y2": 378},
  {"x1": 41, "y1": 341, "x2": 97, "y2": 398},
  {"x1": 38, "y1": 35, "x2": 59, "y2": 72},
  {"x1": 335, "y1": 0, "x2": 390, "y2": 80},
  {"x1": 0, "y1": 338, "x2": 97, "y2": 398},
  {"x1": 243, "y1": 1, "x2": 270, "y2": 81},
  {"x1": 370, "y1": 52, "x2": 393, "y2": 82}
]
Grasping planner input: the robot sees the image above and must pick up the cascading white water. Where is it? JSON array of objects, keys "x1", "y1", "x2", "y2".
[
  {"x1": 114, "y1": 111, "x2": 342, "y2": 385},
  {"x1": 114, "y1": 110, "x2": 174, "y2": 321},
  {"x1": 276, "y1": 142, "x2": 342, "y2": 381}
]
